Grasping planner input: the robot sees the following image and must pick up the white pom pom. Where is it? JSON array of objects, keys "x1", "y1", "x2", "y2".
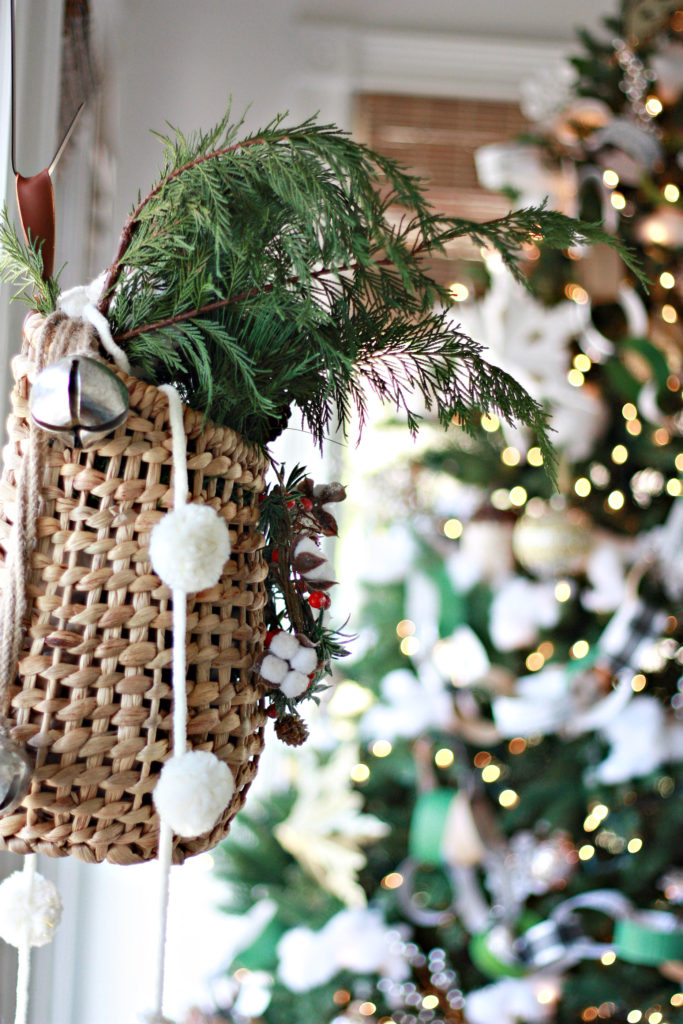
[
  {"x1": 280, "y1": 671, "x2": 310, "y2": 699},
  {"x1": 269, "y1": 631, "x2": 300, "y2": 661},
  {"x1": 0, "y1": 870, "x2": 62, "y2": 947},
  {"x1": 150, "y1": 504, "x2": 230, "y2": 592},
  {"x1": 290, "y1": 645, "x2": 318, "y2": 675},
  {"x1": 260, "y1": 653, "x2": 288, "y2": 684},
  {"x1": 153, "y1": 750, "x2": 234, "y2": 837}
]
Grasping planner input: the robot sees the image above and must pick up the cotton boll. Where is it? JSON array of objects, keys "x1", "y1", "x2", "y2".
[
  {"x1": 260, "y1": 654, "x2": 289, "y2": 685},
  {"x1": 150, "y1": 504, "x2": 230, "y2": 592},
  {"x1": 0, "y1": 870, "x2": 62, "y2": 947},
  {"x1": 280, "y1": 671, "x2": 310, "y2": 699},
  {"x1": 292, "y1": 536, "x2": 321, "y2": 558},
  {"x1": 153, "y1": 750, "x2": 234, "y2": 837},
  {"x1": 269, "y1": 631, "x2": 300, "y2": 661},
  {"x1": 301, "y1": 560, "x2": 331, "y2": 581},
  {"x1": 290, "y1": 644, "x2": 318, "y2": 675},
  {"x1": 291, "y1": 536, "x2": 330, "y2": 580}
]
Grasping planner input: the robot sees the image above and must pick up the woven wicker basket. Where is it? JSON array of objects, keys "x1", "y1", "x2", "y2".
[{"x1": 0, "y1": 312, "x2": 269, "y2": 865}]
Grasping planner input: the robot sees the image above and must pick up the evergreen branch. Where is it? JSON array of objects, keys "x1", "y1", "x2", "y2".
[
  {"x1": 432, "y1": 205, "x2": 648, "y2": 290},
  {"x1": 98, "y1": 118, "x2": 277, "y2": 312},
  {"x1": 0, "y1": 207, "x2": 60, "y2": 313},
  {"x1": 111, "y1": 201, "x2": 640, "y2": 346},
  {"x1": 99, "y1": 112, "x2": 641, "y2": 467}
]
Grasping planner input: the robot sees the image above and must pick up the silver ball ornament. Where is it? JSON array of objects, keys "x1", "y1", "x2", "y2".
[
  {"x1": 512, "y1": 504, "x2": 592, "y2": 578},
  {"x1": 29, "y1": 355, "x2": 129, "y2": 448}
]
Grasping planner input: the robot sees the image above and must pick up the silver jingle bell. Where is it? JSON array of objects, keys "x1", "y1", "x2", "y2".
[
  {"x1": 29, "y1": 354, "x2": 129, "y2": 449},
  {"x1": 0, "y1": 733, "x2": 33, "y2": 815}
]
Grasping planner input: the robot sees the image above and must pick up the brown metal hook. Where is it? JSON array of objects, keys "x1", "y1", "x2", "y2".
[{"x1": 10, "y1": 0, "x2": 84, "y2": 280}]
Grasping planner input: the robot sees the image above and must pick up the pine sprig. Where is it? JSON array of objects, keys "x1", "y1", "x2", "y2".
[
  {"x1": 433, "y1": 204, "x2": 647, "y2": 291},
  {"x1": 0, "y1": 207, "x2": 60, "y2": 313},
  {"x1": 92, "y1": 112, "x2": 639, "y2": 468}
]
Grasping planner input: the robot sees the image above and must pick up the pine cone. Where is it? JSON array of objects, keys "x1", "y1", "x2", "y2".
[{"x1": 275, "y1": 713, "x2": 309, "y2": 746}]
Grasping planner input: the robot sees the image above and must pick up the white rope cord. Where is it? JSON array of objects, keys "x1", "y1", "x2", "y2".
[
  {"x1": 14, "y1": 854, "x2": 36, "y2": 1024},
  {"x1": 159, "y1": 385, "x2": 190, "y2": 507},
  {"x1": 58, "y1": 278, "x2": 131, "y2": 374},
  {"x1": 149, "y1": 822, "x2": 174, "y2": 1023},
  {"x1": 147, "y1": 386, "x2": 188, "y2": 1024}
]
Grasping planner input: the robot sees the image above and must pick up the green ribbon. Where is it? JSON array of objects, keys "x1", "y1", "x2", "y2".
[
  {"x1": 615, "y1": 913, "x2": 683, "y2": 967},
  {"x1": 469, "y1": 930, "x2": 529, "y2": 979},
  {"x1": 408, "y1": 790, "x2": 456, "y2": 865}
]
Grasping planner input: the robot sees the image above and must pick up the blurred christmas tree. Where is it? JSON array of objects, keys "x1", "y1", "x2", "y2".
[{"x1": 196, "y1": 5, "x2": 683, "y2": 1024}]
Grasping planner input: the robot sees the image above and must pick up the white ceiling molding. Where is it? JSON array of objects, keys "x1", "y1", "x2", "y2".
[{"x1": 295, "y1": 23, "x2": 570, "y2": 106}]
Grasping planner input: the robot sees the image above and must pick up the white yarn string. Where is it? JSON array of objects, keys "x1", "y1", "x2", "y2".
[
  {"x1": 150, "y1": 823, "x2": 174, "y2": 1020},
  {"x1": 58, "y1": 278, "x2": 131, "y2": 374},
  {"x1": 148, "y1": 385, "x2": 188, "y2": 1024},
  {"x1": 171, "y1": 596, "x2": 188, "y2": 755},
  {"x1": 82, "y1": 304, "x2": 131, "y2": 374},
  {"x1": 14, "y1": 854, "x2": 36, "y2": 1024},
  {"x1": 158, "y1": 385, "x2": 189, "y2": 508}
]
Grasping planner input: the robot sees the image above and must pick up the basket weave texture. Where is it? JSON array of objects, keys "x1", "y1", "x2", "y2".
[{"x1": 0, "y1": 312, "x2": 269, "y2": 864}]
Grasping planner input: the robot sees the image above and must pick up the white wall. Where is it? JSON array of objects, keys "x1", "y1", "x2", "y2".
[{"x1": 94, "y1": 0, "x2": 617, "y2": 256}]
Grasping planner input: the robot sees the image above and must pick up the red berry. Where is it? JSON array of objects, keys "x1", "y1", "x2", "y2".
[
  {"x1": 286, "y1": 500, "x2": 296, "y2": 509},
  {"x1": 271, "y1": 549, "x2": 280, "y2": 563},
  {"x1": 266, "y1": 704, "x2": 279, "y2": 718},
  {"x1": 300, "y1": 497, "x2": 314, "y2": 511},
  {"x1": 308, "y1": 591, "x2": 331, "y2": 610}
]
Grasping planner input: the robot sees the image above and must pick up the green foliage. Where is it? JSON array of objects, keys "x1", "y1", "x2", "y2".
[
  {"x1": 97, "y1": 111, "x2": 644, "y2": 474},
  {"x1": 0, "y1": 207, "x2": 60, "y2": 313},
  {"x1": 257, "y1": 463, "x2": 352, "y2": 715},
  {"x1": 216, "y1": 791, "x2": 343, "y2": 931}
]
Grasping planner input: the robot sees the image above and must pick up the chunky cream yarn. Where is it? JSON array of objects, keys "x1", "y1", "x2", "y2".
[
  {"x1": 0, "y1": 870, "x2": 62, "y2": 948},
  {"x1": 153, "y1": 750, "x2": 235, "y2": 838},
  {"x1": 150, "y1": 503, "x2": 230, "y2": 592}
]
